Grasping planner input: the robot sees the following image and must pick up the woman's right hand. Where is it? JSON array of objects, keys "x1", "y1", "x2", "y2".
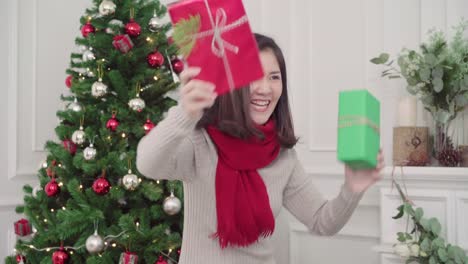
[{"x1": 179, "y1": 67, "x2": 218, "y2": 120}]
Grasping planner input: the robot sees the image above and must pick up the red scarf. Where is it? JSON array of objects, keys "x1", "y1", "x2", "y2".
[{"x1": 206, "y1": 119, "x2": 280, "y2": 248}]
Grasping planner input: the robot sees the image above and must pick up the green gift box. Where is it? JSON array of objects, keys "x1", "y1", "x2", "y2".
[{"x1": 337, "y1": 89, "x2": 380, "y2": 169}]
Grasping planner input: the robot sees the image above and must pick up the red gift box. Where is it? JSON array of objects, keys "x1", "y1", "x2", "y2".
[
  {"x1": 14, "y1": 218, "x2": 32, "y2": 236},
  {"x1": 113, "y1": 34, "x2": 134, "y2": 53},
  {"x1": 169, "y1": 0, "x2": 264, "y2": 95},
  {"x1": 119, "y1": 252, "x2": 138, "y2": 264}
]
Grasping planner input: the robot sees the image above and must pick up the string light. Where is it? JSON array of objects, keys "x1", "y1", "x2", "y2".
[
  {"x1": 58, "y1": 163, "x2": 62, "y2": 168},
  {"x1": 169, "y1": 248, "x2": 173, "y2": 253},
  {"x1": 112, "y1": 243, "x2": 117, "y2": 247},
  {"x1": 79, "y1": 184, "x2": 83, "y2": 189},
  {"x1": 121, "y1": 133, "x2": 126, "y2": 138},
  {"x1": 107, "y1": 136, "x2": 112, "y2": 140},
  {"x1": 62, "y1": 206, "x2": 66, "y2": 210},
  {"x1": 70, "y1": 251, "x2": 74, "y2": 255},
  {"x1": 46, "y1": 248, "x2": 51, "y2": 252},
  {"x1": 136, "y1": 222, "x2": 140, "y2": 227},
  {"x1": 58, "y1": 182, "x2": 64, "y2": 187},
  {"x1": 157, "y1": 180, "x2": 160, "y2": 184},
  {"x1": 44, "y1": 219, "x2": 48, "y2": 223},
  {"x1": 50, "y1": 209, "x2": 55, "y2": 212},
  {"x1": 153, "y1": 75, "x2": 159, "y2": 81},
  {"x1": 138, "y1": 178, "x2": 142, "y2": 183}
]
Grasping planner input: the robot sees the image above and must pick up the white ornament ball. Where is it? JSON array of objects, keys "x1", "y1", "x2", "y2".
[
  {"x1": 122, "y1": 172, "x2": 140, "y2": 190},
  {"x1": 128, "y1": 97, "x2": 145, "y2": 112},
  {"x1": 85, "y1": 232, "x2": 104, "y2": 254},
  {"x1": 84, "y1": 144, "x2": 97, "y2": 160},
  {"x1": 148, "y1": 16, "x2": 161, "y2": 32},
  {"x1": 163, "y1": 193, "x2": 181, "y2": 215},
  {"x1": 82, "y1": 50, "x2": 96, "y2": 62},
  {"x1": 92, "y1": 80, "x2": 108, "y2": 97},
  {"x1": 72, "y1": 128, "x2": 86, "y2": 144},
  {"x1": 99, "y1": 0, "x2": 116, "y2": 16}
]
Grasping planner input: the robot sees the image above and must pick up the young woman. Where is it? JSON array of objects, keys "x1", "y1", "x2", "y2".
[{"x1": 136, "y1": 33, "x2": 384, "y2": 264}]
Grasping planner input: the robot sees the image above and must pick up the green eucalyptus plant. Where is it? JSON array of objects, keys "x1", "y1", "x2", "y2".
[{"x1": 392, "y1": 179, "x2": 468, "y2": 264}]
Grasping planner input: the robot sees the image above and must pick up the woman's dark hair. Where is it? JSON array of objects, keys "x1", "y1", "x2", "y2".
[{"x1": 196, "y1": 33, "x2": 298, "y2": 148}]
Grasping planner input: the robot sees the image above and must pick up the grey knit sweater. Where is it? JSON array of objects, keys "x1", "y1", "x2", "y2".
[{"x1": 136, "y1": 105, "x2": 363, "y2": 264}]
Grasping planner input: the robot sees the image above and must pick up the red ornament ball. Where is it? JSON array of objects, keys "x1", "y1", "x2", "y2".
[
  {"x1": 143, "y1": 119, "x2": 155, "y2": 135},
  {"x1": 45, "y1": 179, "x2": 60, "y2": 197},
  {"x1": 92, "y1": 177, "x2": 111, "y2": 195},
  {"x1": 155, "y1": 256, "x2": 168, "y2": 264},
  {"x1": 147, "y1": 51, "x2": 164, "y2": 68},
  {"x1": 125, "y1": 19, "x2": 141, "y2": 37},
  {"x1": 172, "y1": 59, "x2": 184, "y2": 74},
  {"x1": 63, "y1": 139, "x2": 77, "y2": 155},
  {"x1": 52, "y1": 248, "x2": 69, "y2": 264},
  {"x1": 81, "y1": 21, "x2": 95, "y2": 38},
  {"x1": 65, "y1": 75, "x2": 73, "y2": 88},
  {"x1": 106, "y1": 114, "x2": 119, "y2": 132},
  {"x1": 16, "y1": 254, "x2": 26, "y2": 263}
]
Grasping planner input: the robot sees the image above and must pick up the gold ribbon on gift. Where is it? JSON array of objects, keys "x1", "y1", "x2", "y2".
[
  {"x1": 338, "y1": 115, "x2": 380, "y2": 135},
  {"x1": 173, "y1": 0, "x2": 249, "y2": 91}
]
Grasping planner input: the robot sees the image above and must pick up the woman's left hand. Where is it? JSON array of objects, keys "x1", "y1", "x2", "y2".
[{"x1": 344, "y1": 149, "x2": 385, "y2": 194}]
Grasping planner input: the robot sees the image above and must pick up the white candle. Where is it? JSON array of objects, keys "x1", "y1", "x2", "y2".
[{"x1": 398, "y1": 96, "x2": 417, "y2": 127}]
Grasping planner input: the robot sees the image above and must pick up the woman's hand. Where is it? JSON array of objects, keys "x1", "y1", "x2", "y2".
[
  {"x1": 344, "y1": 150, "x2": 385, "y2": 193},
  {"x1": 179, "y1": 67, "x2": 218, "y2": 120}
]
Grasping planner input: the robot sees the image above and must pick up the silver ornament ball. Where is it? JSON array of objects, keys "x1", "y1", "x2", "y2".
[
  {"x1": 106, "y1": 19, "x2": 124, "y2": 34},
  {"x1": 85, "y1": 233, "x2": 104, "y2": 254},
  {"x1": 72, "y1": 129, "x2": 86, "y2": 144},
  {"x1": 32, "y1": 185, "x2": 42, "y2": 197},
  {"x1": 84, "y1": 144, "x2": 97, "y2": 160},
  {"x1": 82, "y1": 50, "x2": 96, "y2": 62},
  {"x1": 122, "y1": 172, "x2": 140, "y2": 190},
  {"x1": 92, "y1": 80, "x2": 108, "y2": 97},
  {"x1": 148, "y1": 16, "x2": 161, "y2": 32},
  {"x1": 99, "y1": 0, "x2": 116, "y2": 16},
  {"x1": 128, "y1": 97, "x2": 145, "y2": 112},
  {"x1": 163, "y1": 193, "x2": 181, "y2": 215},
  {"x1": 68, "y1": 101, "x2": 82, "y2": 112}
]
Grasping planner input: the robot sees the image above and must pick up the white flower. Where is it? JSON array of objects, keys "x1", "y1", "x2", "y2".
[
  {"x1": 410, "y1": 244, "x2": 420, "y2": 257},
  {"x1": 393, "y1": 243, "x2": 411, "y2": 258}
]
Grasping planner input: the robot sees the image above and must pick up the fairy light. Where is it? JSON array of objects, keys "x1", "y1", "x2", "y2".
[
  {"x1": 146, "y1": 37, "x2": 153, "y2": 42},
  {"x1": 138, "y1": 178, "x2": 142, "y2": 183},
  {"x1": 112, "y1": 243, "x2": 117, "y2": 247},
  {"x1": 157, "y1": 180, "x2": 160, "y2": 184},
  {"x1": 50, "y1": 209, "x2": 55, "y2": 212},
  {"x1": 62, "y1": 206, "x2": 66, "y2": 210},
  {"x1": 104, "y1": 242, "x2": 108, "y2": 246},
  {"x1": 46, "y1": 248, "x2": 51, "y2": 252},
  {"x1": 29, "y1": 245, "x2": 34, "y2": 249},
  {"x1": 107, "y1": 136, "x2": 112, "y2": 140},
  {"x1": 44, "y1": 219, "x2": 48, "y2": 223},
  {"x1": 169, "y1": 248, "x2": 173, "y2": 253},
  {"x1": 58, "y1": 163, "x2": 62, "y2": 168},
  {"x1": 153, "y1": 75, "x2": 159, "y2": 81},
  {"x1": 58, "y1": 182, "x2": 64, "y2": 187},
  {"x1": 13, "y1": 248, "x2": 17, "y2": 252},
  {"x1": 79, "y1": 184, "x2": 83, "y2": 189},
  {"x1": 41, "y1": 162, "x2": 48, "y2": 168},
  {"x1": 121, "y1": 133, "x2": 126, "y2": 138},
  {"x1": 70, "y1": 251, "x2": 74, "y2": 255}
]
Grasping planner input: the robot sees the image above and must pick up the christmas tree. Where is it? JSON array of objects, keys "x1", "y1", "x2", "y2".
[{"x1": 6, "y1": 0, "x2": 185, "y2": 263}]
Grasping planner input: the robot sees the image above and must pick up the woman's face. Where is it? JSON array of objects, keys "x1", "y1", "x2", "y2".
[{"x1": 249, "y1": 49, "x2": 283, "y2": 125}]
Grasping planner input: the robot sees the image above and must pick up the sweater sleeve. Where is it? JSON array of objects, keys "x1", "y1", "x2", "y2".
[
  {"x1": 136, "y1": 105, "x2": 199, "y2": 182},
  {"x1": 283, "y1": 150, "x2": 364, "y2": 236}
]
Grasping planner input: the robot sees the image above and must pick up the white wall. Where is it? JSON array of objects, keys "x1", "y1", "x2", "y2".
[{"x1": 2, "y1": 0, "x2": 468, "y2": 263}]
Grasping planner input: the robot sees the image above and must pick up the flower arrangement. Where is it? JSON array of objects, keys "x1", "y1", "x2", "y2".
[{"x1": 371, "y1": 20, "x2": 468, "y2": 165}]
